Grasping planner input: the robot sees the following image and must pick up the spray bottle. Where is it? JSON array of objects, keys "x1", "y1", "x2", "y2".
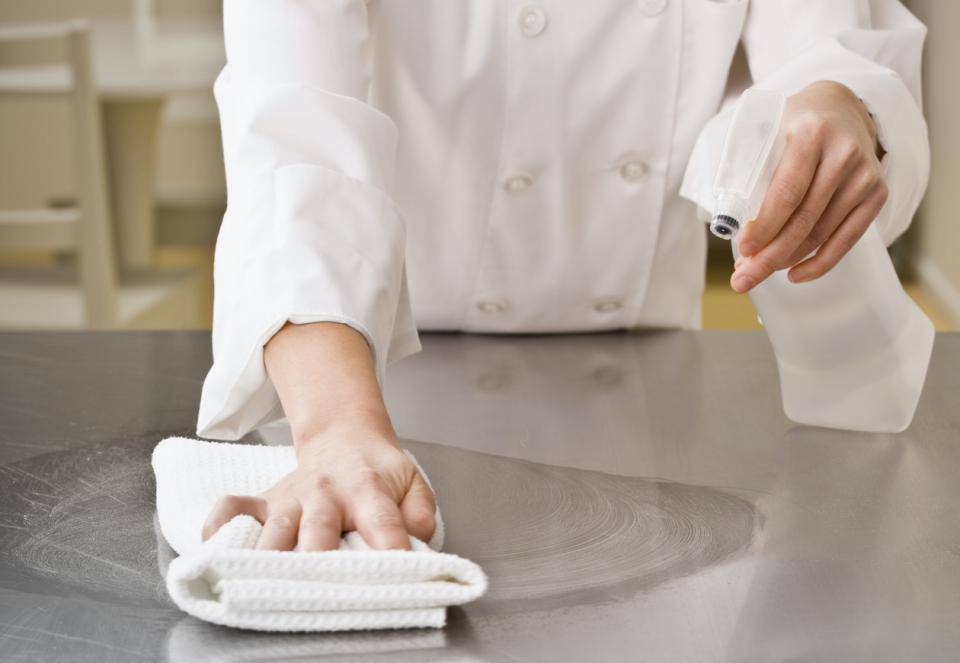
[{"x1": 711, "y1": 89, "x2": 934, "y2": 433}]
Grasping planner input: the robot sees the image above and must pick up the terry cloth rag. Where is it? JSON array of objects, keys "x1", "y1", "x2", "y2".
[{"x1": 152, "y1": 436, "x2": 488, "y2": 632}]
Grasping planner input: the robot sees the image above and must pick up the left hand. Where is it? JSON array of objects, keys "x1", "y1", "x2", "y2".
[{"x1": 730, "y1": 80, "x2": 887, "y2": 293}]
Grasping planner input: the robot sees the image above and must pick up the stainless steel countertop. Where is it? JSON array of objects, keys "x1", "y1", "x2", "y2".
[{"x1": 1, "y1": 330, "x2": 958, "y2": 662}]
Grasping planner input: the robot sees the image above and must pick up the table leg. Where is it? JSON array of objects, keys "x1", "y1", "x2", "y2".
[{"x1": 102, "y1": 98, "x2": 162, "y2": 271}]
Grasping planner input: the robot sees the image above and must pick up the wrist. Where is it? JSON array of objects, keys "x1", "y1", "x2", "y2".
[{"x1": 292, "y1": 412, "x2": 398, "y2": 457}]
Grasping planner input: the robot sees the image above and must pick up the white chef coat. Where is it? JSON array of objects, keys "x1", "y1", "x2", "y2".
[{"x1": 197, "y1": 0, "x2": 929, "y2": 440}]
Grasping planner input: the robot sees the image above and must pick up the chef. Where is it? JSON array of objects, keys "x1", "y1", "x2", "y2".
[{"x1": 197, "y1": 1, "x2": 929, "y2": 553}]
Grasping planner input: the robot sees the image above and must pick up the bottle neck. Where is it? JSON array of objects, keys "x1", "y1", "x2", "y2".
[{"x1": 713, "y1": 192, "x2": 748, "y2": 227}]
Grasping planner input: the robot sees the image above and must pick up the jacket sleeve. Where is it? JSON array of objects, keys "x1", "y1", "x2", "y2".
[
  {"x1": 196, "y1": 0, "x2": 421, "y2": 441},
  {"x1": 680, "y1": 0, "x2": 929, "y2": 245}
]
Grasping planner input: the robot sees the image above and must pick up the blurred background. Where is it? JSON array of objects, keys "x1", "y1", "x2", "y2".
[{"x1": 0, "y1": 0, "x2": 956, "y2": 332}]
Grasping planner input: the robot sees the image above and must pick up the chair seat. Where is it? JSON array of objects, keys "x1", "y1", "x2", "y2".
[{"x1": 0, "y1": 208, "x2": 80, "y2": 251}]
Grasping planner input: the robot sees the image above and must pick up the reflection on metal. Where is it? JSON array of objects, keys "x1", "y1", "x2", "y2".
[
  {"x1": 407, "y1": 439, "x2": 757, "y2": 612},
  {"x1": 1, "y1": 331, "x2": 959, "y2": 660}
]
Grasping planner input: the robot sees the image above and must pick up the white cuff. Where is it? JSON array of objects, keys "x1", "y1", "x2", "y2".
[{"x1": 197, "y1": 166, "x2": 420, "y2": 441}]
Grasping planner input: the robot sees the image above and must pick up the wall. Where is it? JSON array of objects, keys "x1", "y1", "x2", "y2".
[
  {"x1": 0, "y1": 1, "x2": 220, "y2": 22},
  {"x1": 909, "y1": 0, "x2": 960, "y2": 325}
]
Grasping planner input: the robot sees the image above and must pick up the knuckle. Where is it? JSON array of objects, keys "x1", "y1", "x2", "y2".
[
  {"x1": 300, "y1": 513, "x2": 339, "y2": 530},
  {"x1": 353, "y1": 468, "x2": 382, "y2": 490},
  {"x1": 786, "y1": 112, "x2": 811, "y2": 133},
  {"x1": 809, "y1": 118, "x2": 829, "y2": 141},
  {"x1": 311, "y1": 473, "x2": 335, "y2": 491},
  {"x1": 874, "y1": 180, "x2": 890, "y2": 205},
  {"x1": 857, "y1": 168, "x2": 886, "y2": 195},
  {"x1": 408, "y1": 509, "x2": 435, "y2": 531},
  {"x1": 383, "y1": 454, "x2": 412, "y2": 475},
  {"x1": 773, "y1": 177, "x2": 806, "y2": 209},
  {"x1": 266, "y1": 513, "x2": 297, "y2": 530},
  {"x1": 790, "y1": 206, "x2": 820, "y2": 232},
  {"x1": 371, "y1": 509, "x2": 404, "y2": 529},
  {"x1": 859, "y1": 168, "x2": 881, "y2": 192},
  {"x1": 792, "y1": 114, "x2": 828, "y2": 140},
  {"x1": 836, "y1": 138, "x2": 862, "y2": 164}
]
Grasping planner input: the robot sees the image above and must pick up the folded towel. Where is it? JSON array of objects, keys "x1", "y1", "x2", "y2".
[{"x1": 152, "y1": 437, "x2": 487, "y2": 632}]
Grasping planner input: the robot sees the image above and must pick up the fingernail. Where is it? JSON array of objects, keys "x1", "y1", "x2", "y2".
[
  {"x1": 739, "y1": 240, "x2": 758, "y2": 256},
  {"x1": 789, "y1": 270, "x2": 809, "y2": 283},
  {"x1": 734, "y1": 257, "x2": 746, "y2": 270},
  {"x1": 731, "y1": 273, "x2": 756, "y2": 293}
]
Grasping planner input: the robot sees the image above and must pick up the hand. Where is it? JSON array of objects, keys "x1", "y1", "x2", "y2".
[
  {"x1": 201, "y1": 428, "x2": 437, "y2": 551},
  {"x1": 730, "y1": 80, "x2": 888, "y2": 293}
]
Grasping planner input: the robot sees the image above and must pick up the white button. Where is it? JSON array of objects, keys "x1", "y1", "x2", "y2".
[
  {"x1": 593, "y1": 298, "x2": 623, "y2": 313},
  {"x1": 638, "y1": 0, "x2": 667, "y2": 16},
  {"x1": 503, "y1": 173, "x2": 534, "y2": 192},
  {"x1": 518, "y1": 6, "x2": 548, "y2": 37},
  {"x1": 477, "y1": 300, "x2": 508, "y2": 314},
  {"x1": 619, "y1": 160, "x2": 649, "y2": 183}
]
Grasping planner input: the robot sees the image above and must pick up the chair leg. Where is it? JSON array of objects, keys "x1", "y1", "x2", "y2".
[{"x1": 69, "y1": 27, "x2": 118, "y2": 328}]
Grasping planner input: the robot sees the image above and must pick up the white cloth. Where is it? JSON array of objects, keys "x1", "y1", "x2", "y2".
[
  {"x1": 197, "y1": 0, "x2": 929, "y2": 440},
  {"x1": 152, "y1": 436, "x2": 488, "y2": 632}
]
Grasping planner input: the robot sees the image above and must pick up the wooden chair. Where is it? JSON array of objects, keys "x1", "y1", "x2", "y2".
[{"x1": 0, "y1": 21, "x2": 117, "y2": 327}]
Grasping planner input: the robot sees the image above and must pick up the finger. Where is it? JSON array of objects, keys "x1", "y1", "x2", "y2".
[
  {"x1": 202, "y1": 494, "x2": 267, "y2": 541},
  {"x1": 296, "y1": 497, "x2": 343, "y2": 552},
  {"x1": 350, "y1": 480, "x2": 411, "y2": 550},
  {"x1": 399, "y1": 474, "x2": 437, "y2": 543},
  {"x1": 787, "y1": 182, "x2": 889, "y2": 282},
  {"x1": 731, "y1": 152, "x2": 850, "y2": 291},
  {"x1": 255, "y1": 501, "x2": 302, "y2": 551},
  {"x1": 783, "y1": 161, "x2": 881, "y2": 266},
  {"x1": 782, "y1": 202, "x2": 848, "y2": 268},
  {"x1": 738, "y1": 134, "x2": 820, "y2": 257},
  {"x1": 764, "y1": 144, "x2": 861, "y2": 261}
]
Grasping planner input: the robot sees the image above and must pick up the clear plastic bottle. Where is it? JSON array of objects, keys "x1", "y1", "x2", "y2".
[{"x1": 711, "y1": 89, "x2": 934, "y2": 433}]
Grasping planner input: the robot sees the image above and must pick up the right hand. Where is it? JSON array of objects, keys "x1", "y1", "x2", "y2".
[
  {"x1": 731, "y1": 81, "x2": 887, "y2": 292},
  {"x1": 201, "y1": 428, "x2": 437, "y2": 551}
]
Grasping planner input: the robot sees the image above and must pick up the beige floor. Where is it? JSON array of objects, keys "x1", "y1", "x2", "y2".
[{"x1": 1, "y1": 246, "x2": 955, "y2": 331}]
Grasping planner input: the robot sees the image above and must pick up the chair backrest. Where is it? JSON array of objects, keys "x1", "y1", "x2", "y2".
[{"x1": 0, "y1": 22, "x2": 117, "y2": 327}]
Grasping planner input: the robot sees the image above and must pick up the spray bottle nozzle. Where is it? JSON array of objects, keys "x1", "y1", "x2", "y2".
[{"x1": 709, "y1": 214, "x2": 740, "y2": 240}]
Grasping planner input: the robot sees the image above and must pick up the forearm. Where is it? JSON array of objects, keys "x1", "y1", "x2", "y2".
[{"x1": 263, "y1": 322, "x2": 396, "y2": 450}]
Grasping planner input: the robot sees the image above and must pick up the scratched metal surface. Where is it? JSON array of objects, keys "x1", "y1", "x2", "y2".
[{"x1": 0, "y1": 330, "x2": 958, "y2": 662}]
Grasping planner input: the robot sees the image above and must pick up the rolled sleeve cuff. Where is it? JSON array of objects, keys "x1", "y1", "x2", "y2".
[
  {"x1": 196, "y1": 164, "x2": 420, "y2": 441},
  {"x1": 838, "y1": 69, "x2": 930, "y2": 245}
]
